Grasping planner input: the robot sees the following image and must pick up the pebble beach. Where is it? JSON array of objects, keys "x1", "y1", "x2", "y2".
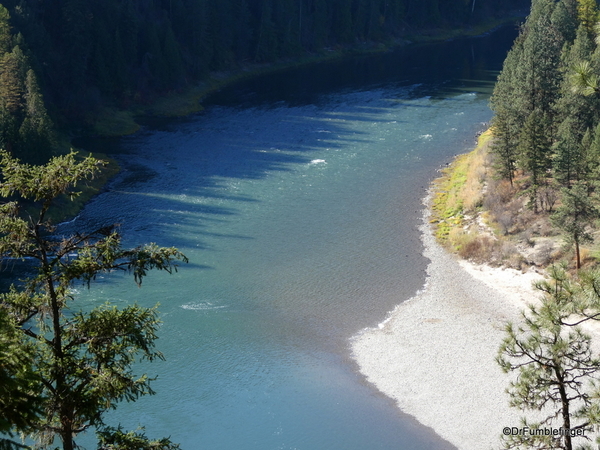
[{"x1": 351, "y1": 200, "x2": 545, "y2": 450}]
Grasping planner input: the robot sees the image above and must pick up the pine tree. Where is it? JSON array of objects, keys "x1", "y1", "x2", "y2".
[
  {"x1": 490, "y1": 112, "x2": 519, "y2": 186},
  {"x1": 518, "y1": 110, "x2": 553, "y2": 211},
  {"x1": 551, "y1": 182, "x2": 600, "y2": 269},
  {"x1": 553, "y1": 119, "x2": 583, "y2": 187},
  {"x1": 498, "y1": 265, "x2": 600, "y2": 450},
  {"x1": 0, "y1": 5, "x2": 12, "y2": 54},
  {"x1": 490, "y1": 33, "x2": 527, "y2": 186},
  {"x1": 0, "y1": 45, "x2": 26, "y2": 116},
  {"x1": 18, "y1": 69, "x2": 55, "y2": 163},
  {"x1": 587, "y1": 123, "x2": 600, "y2": 179},
  {"x1": 552, "y1": 0, "x2": 579, "y2": 43},
  {"x1": 520, "y1": 0, "x2": 564, "y2": 119},
  {"x1": 577, "y1": 0, "x2": 600, "y2": 35},
  {"x1": 0, "y1": 152, "x2": 186, "y2": 450},
  {"x1": 556, "y1": 24, "x2": 599, "y2": 133},
  {"x1": 0, "y1": 308, "x2": 42, "y2": 450},
  {"x1": 0, "y1": 45, "x2": 27, "y2": 155}
]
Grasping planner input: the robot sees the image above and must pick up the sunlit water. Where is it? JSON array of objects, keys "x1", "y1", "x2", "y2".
[{"x1": 62, "y1": 27, "x2": 518, "y2": 450}]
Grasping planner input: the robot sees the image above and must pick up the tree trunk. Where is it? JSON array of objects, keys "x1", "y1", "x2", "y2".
[
  {"x1": 60, "y1": 416, "x2": 75, "y2": 450},
  {"x1": 555, "y1": 367, "x2": 572, "y2": 450}
]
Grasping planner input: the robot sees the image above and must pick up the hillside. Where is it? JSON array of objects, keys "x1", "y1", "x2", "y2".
[
  {"x1": 432, "y1": 0, "x2": 600, "y2": 272},
  {"x1": 0, "y1": 0, "x2": 529, "y2": 163}
]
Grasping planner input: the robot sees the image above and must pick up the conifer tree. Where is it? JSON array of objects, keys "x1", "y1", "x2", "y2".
[
  {"x1": 0, "y1": 5, "x2": 12, "y2": 54},
  {"x1": 520, "y1": 0, "x2": 564, "y2": 119},
  {"x1": 553, "y1": 116, "x2": 586, "y2": 186},
  {"x1": 491, "y1": 112, "x2": 519, "y2": 186},
  {"x1": 18, "y1": 69, "x2": 55, "y2": 163},
  {"x1": 0, "y1": 152, "x2": 186, "y2": 450},
  {"x1": 0, "y1": 45, "x2": 27, "y2": 155},
  {"x1": 490, "y1": 33, "x2": 526, "y2": 186},
  {"x1": 556, "y1": 24, "x2": 599, "y2": 132},
  {"x1": 586, "y1": 123, "x2": 600, "y2": 179},
  {"x1": 551, "y1": 182, "x2": 600, "y2": 269},
  {"x1": 577, "y1": 0, "x2": 600, "y2": 35},
  {"x1": 0, "y1": 308, "x2": 42, "y2": 450},
  {"x1": 552, "y1": 0, "x2": 579, "y2": 43},
  {"x1": 518, "y1": 110, "x2": 553, "y2": 210},
  {"x1": 498, "y1": 265, "x2": 600, "y2": 450}
]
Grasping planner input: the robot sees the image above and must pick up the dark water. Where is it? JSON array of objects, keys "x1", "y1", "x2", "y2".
[{"x1": 65, "y1": 25, "x2": 518, "y2": 450}]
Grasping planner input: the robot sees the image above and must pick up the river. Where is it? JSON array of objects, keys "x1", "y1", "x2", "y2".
[{"x1": 68, "y1": 25, "x2": 518, "y2": 450}]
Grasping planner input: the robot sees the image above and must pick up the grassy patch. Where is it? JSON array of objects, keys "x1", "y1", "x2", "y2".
[
  {"x1": 93, "y1": 108, "x2": 140, "y2": 137},
  {"x1": 140, "y1": 85, "x2": 208, "y2": 118},
  {"x1": 431, "y1": 129, "x2": 492, "y2": 247}
]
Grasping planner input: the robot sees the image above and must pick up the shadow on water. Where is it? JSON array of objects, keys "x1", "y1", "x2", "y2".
[
  {"x1": 69, "y1": 105, "x2": 382, "y2": 253},
  {"x1": 58, "y1": 24, "x2": 524, "y2": 327},
  {"x1": 70, "y1": 24, "x2": 520, "y2": 252},
  {"x1": 204, "y1": 23, "x2": 519, "y2": 107}
]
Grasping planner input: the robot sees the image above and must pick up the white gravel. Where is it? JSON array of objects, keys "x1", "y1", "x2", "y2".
[{"x1": 351, "y1": 203, "x2": 545, "y2": 450}]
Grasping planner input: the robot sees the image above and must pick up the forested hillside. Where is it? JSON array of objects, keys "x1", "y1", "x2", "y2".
[
  {"x1": 482, "y1": 3, "x2": 600, "y2": 448},
  {"x1": 491, "y1": 0, "x2": 600, "y2": 193},
  {"x1": 431, "y1": 0, "x2": 600, "y2": 274},
  {"x1": 488, "y1": 0, "x2": 600, "y2": 268},
  {"x1": 0, "y1": 0, "x2": 527, "y2": 162}
]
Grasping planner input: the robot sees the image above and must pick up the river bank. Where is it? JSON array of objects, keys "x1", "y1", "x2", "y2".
[
  {"x1": 90, "y1": 11, "x2": 527, "y2": 139},
  {"x1": 351, "y1": 195, "x2": 543, "y2": 450}
]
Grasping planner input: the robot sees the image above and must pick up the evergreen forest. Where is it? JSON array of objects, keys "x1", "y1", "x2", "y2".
[
  {"x1": 0, "y1": 0, "x2": 527, "y2": 163},
  {"x1": 491, "y1": 0, "x2": 600, "y2": 209}
]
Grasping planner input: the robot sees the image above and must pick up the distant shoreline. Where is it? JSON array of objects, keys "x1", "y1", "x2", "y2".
[{"x1": 88, "y1": 12, "x2": 527, "y2": 139}]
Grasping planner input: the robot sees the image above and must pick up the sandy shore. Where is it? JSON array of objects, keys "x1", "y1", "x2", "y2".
[{"x1": 351, "y1": 201, "x2": 545, "y2": 450}]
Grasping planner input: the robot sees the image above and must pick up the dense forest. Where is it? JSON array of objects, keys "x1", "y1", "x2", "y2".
[
  {"x1": 0, "y1": 0, "x2": 528, "y2": 163},
  {"x1": 491, "y1": 0, "x2": 600, "y2": 193},
  {"x1": 489, "y1": 0, "x2": 600, "y2": 268}
]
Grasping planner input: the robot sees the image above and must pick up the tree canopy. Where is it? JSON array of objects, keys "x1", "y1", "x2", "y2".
[
  {"x1": 490, "y1": 0, "x2": 600, "y2": 201},
  {"x1": 498, "y1": 265, "x2": 600, "y2": 450},
  {"x1": 0, "y1": 151, "x2": 186, "y2": 450},
  {"x1": 0, "y1": 0, "x2": 529, "y2": 157}
]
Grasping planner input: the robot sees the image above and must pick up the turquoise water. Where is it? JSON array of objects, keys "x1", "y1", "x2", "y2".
[{"x1": 68, "y1": 28, "x2": 517, "y2": 450}]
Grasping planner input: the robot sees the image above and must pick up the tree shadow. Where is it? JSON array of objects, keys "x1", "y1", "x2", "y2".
[{"x1": 69, "y1": 23, "x2": 519, "y2": 268}]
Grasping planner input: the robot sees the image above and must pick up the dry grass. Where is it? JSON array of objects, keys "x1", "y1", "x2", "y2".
[{"x1": 431, "y1": 129, "x2": 493, "y2": 246}]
